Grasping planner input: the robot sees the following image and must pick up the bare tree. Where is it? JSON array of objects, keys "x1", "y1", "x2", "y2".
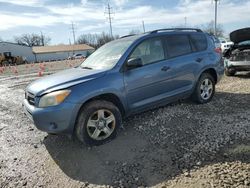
[
  {"x1": 128, "y1": 29, "x2": 141, "y2": 35},
  {"x1": 201, "y1": 21, "x2": 224, "y2": 37},
  {"x1": 96, "y1": 32, "x2": 115, "y2": 48},
  {"x1": 77, "y1": 32, "x2": 119, "y2": 49},
  {"x1": 14, "y1": 33, "x2": 51, "y2": 47},
  {"x1": 77, "y1": 34, "x2": 98, "y2": 47}
]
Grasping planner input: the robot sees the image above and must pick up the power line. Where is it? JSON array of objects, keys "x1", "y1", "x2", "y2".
[
  {"x1": 105, "y1": 2, "x2": 114, "y2": 37},
  {"x1": 71, "y1": 21, "x2": 76, "y2": 44}
]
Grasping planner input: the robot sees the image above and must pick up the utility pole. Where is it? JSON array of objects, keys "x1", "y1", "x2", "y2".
[
  {"x1": 214, "y1": 0, "x2": 219, "y2": 36},
  {"x1": 71, "y1": 21, "x2": 76, "y2": 44},
  {"x1": 105, "y1": 2, "x2": 114, "y2": 38},
  {"x1": 40, "y1": 31, "x2": 44, "y2": 46},
  {"x1": 142, "y1": 20, "x2": 145, "y2": 33},
  {"x1": 184, "y1": 17, "x2": 187, "y2": 28}
]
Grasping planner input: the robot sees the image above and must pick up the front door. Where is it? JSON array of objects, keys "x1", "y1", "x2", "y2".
[{"x1": 123, "y1": 37, "x2": 174, "y2": 111}]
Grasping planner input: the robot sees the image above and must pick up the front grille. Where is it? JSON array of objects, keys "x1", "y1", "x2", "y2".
[
  {"x1": 231, "y1": 50, "x2": 250, "y2": 61},
  {"x1": 26, "y1": 92, "x2": 35, "y2": 106}
]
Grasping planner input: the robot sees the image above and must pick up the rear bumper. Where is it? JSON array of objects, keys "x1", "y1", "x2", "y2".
[
  {"x1": 216, "y1": 58, "x2": 225, "y2": 83},
  {"x1": 22, "y1": 99, "x2": 81, "y2": 135}
]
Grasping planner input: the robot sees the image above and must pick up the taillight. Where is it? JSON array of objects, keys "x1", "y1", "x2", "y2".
[{"x1": 215, "y1": 47, "x2": 222, "y2": 54}]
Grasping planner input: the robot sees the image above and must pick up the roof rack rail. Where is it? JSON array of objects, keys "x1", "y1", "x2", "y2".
[
  {"x1": 120, "y1": 34, "x2": 136, "y2": 38},
  {"x1": 150, "y1": 28, "x2": 203, "y2": 34}
]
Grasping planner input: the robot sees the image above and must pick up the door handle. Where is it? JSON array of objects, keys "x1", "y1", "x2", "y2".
[
  {"x1": 196, "y1": 57, "x2": 203, "y2": 63},
  {"x1": 161, "y1": 66, "x2": 170, "y2": 71}
]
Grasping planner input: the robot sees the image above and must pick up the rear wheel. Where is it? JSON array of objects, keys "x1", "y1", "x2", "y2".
[
  {"x1": 192, "y1": 73, "x2": 215, "y2": 104},
  {"x1": 75, "y1": 100, "x2": 122, "y2": 146},
  {"x1": 225, "y1": 67, "x2": 236, "y2": 76}
]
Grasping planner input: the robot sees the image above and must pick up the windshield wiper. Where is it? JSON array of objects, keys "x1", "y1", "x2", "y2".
[{"x1": 81, "y1": 66, "x2": 93, "y2": 70}]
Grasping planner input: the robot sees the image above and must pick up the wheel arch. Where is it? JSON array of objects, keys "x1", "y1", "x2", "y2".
[
  {"x1": 71, "y1": 92, "x2": 126, "y2": 137},
  {"x1": 198, "y1": 67, "x2": 218, "y2": 84},
  {"x1": 82, "y1": 93, "x2": 126, "y2": 116}
]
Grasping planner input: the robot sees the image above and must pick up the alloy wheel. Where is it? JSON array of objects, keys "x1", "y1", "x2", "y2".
[
  {"x1": 86, "y1": 109, "x2": 116, "y2": 141},
  {"x1": 200, "y1": 78, "x2": 213, "y2": 100}
]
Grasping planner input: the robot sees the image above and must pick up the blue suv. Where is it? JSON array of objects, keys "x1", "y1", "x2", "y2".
[{"x1": 23, "y1": 28, "x2": 224, "y2": 145}]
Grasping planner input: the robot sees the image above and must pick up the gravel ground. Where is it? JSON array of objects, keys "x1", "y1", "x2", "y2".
[{"x1": 0, "y1": 71, "x2": 249, "y2": 188}]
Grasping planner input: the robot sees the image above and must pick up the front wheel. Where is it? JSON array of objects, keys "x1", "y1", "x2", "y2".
[
  {"x1": 75, "y1": 100, "x2": 122, "y2": 146},
  {"x1": 192, "y1": 73, "x2": 215, "y2": 104}
]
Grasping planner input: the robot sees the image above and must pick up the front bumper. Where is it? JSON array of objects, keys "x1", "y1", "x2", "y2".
[
  {"x1": 22, "y1": 99, "x2": 81, "y2": 135},
  {"x1": 224, "y1": 60, "x2": 250, "y2": 71}
]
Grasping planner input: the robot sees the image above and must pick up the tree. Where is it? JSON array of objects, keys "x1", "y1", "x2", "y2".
[
  {"x1": 96, "y1": 32, "x2": 115, "y2": 48},
  {"x1": 14, "y1": 33, "x2": 51, "y2": 47},
  {"x1": 77, "y1": 32, "x2": 119, "y2": 49},
  {"x1": 201, "y1": 21, "x2": 224, "y2": 37},
  {"x1": 128, "y1": 29, "x2": 141, "y2": 35},
  {"x1": 77, "y1": 33, "x2": 98, "y2": 47}
]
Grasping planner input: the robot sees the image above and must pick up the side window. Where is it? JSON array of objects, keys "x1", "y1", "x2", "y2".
[
  {"x1": 190, "y1": 34, "x2": 207, "y2": 52},
  {"x1": 129, "y1": 38, "x2": 165, "y2": 65},
  {"x1": 165, "y1": 35, "x2": 192, "y2": 58}
]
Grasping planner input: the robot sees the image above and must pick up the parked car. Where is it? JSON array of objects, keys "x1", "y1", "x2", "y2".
[
  {"x1": 68, "y1": 53, "x2": 86, "y2": 60},
  {"x1": 224, "y1": 27, "x2": 250, "y2": 76},
  {"x1": 219, "y1": 37, "x2": 234, "y2": 52},
  {"x1": 23, "y1": 28, "x2": 224, "y2": 145}
]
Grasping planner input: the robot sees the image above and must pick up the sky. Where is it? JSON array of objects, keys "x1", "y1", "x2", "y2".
[{"x1": 0, "y1": 0, "x2": 249, "y2": 44}]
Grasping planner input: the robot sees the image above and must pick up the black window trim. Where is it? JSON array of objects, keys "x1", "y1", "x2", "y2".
[
  {"x1": 164, "y1": 34, "x2": 193, "y2": 60},
  {"x1": 122, "y1": 36, "x2": 167, "y2": 71},
  {"x1": 188, "y1": 33, "x2": 208, "y2": 53}
]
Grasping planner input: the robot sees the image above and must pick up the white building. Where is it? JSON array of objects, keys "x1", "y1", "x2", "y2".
[
  {"x1": 0, "y1": 42, "x2": 36, "y2": 62},
  {"x1": 32, "y1": 44, "x2": 94, "y2": 62},
  {"x1": 0, "y1": 42, "x2": 94, "y2": 63}
]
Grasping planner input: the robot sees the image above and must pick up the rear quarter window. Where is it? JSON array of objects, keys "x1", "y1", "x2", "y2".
[
  {"x1": 164, "y1": 35, "x2": 192, "y2": 58},
  {"x1": 190, "y1": 34, "x2": 207, "y2": 52}
]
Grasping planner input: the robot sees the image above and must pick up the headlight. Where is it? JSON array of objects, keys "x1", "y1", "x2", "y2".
[{"x1": 38, "y1": 90, "x2": 71, "y2": 108}]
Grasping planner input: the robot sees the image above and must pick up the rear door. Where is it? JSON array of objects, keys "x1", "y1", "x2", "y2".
[
  {"x1": 162, "y1": 34, "x2": 198, "y2": 94},
  {"x1": 189, "y1": 33, "x2": 214, "y2": 67}
]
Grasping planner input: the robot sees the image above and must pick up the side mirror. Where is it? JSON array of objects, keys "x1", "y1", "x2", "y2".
[{"x1": 127, "y1": 57, "x2": 143, "y2": 68}]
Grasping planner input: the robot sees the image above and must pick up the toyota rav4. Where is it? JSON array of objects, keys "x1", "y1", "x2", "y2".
[{"x1": 23, "y1": 28, "x2": 224, "y2": 145}]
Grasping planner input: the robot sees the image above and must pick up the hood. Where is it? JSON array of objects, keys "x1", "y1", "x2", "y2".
[
  {"x1": 230, "y1": 27, "x2": 250, "y2": 44},
  {"x1": 27, "y1": 67, "x2": 107, "y2": 96}
]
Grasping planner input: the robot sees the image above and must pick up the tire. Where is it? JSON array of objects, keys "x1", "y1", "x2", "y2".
[
  {"x1": 192, "y1": 73, "x2": 215, "y2": 104},
  {"x1": 75, "y1": 100, "x2": 122, "y2": 146},
  {"x1": 225, "y1": 67, "x2": 236, "y2": 76}
]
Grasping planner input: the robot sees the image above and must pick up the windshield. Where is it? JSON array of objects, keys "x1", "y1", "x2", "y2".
[{"x1": 80, "y1": 39, "x2": 134, "y2": 70}]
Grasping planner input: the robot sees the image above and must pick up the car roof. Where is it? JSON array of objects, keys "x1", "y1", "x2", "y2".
[
  {"x1": 120, "y1": 28, "x2": 204, "y2": 41},
  {"x1": 112, "y1": 28, "x2": 206, "y2": 47}
]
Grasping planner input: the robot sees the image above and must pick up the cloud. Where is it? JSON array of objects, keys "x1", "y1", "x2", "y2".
[
  {"x1": 0, "y1": 0, "x2": 43, "y2": 7},
  {"x1": 81, "y1": 0, "x2": 87, "y2": 5},
  {"x1": 0, "y1": 0, "x2": 250, "y2": 34},
  {"x1": 0, "y1": 13, "x2": 60, "y2": 30},
  {"x1": 112, "y1": 0, "x2": 129, "y2": 7}
]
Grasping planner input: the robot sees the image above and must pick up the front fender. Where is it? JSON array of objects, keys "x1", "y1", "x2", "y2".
[{"x1": 67, "y1": 73, "x2": 128, "y2": 113}]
